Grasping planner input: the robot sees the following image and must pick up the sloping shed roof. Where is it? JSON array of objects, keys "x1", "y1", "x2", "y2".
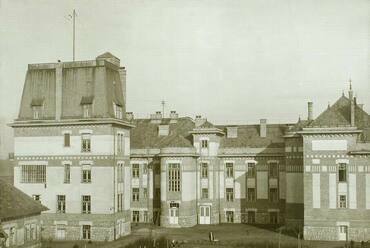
[{"x1": 0, "y1": 179, "x2": 48, "y2": 221}]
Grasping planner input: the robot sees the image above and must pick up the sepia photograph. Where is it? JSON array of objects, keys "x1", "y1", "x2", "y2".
[{"x1": 0, "y1": 0, "x2": 369, "y2": 247}]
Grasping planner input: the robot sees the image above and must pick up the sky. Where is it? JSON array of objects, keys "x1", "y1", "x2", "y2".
[{"x1": 0, "y1": 0, "x2": 369, "y2": 155}]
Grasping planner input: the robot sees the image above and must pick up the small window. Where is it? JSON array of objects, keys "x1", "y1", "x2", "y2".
[
  {"x1": 269, "y1": 212, "x2": 278, "y2": 224},
  {"x1": 132, "y1": 188, "x2": 139, "y2": 201},
  {"x1": 155, "y1": 188, "x2": 160, "y2": 198},
  {"x1": 247, "y1": 211, "x2": 256, "y2": 224},
  {"x1": 114, "y1": 104, "x2": 123, "y2": 119},
  {"x1": 339, "y1": 163, "x2": 347, "y2": 182},
  {"x1": 81, "y1": 134, "x2": 91, "y2": 152},
  {"x1": 143, "y1": 163, "x2": 148, "y2": 174},
  {"x1": 247, "y1": 188, "x2": 256, "y2": 202},
  {"x1": 33, "y1": 194, "x2": 41, "y2": 202},
  {"x1": 143, "y1": 188, "x2": 148, "y2": 199},
  {"x1": 226, "y1": 211, "x2": 234, "y2": 223},
  {"x1": 82, "y1": 225, "x2": 91, "y2": 240},
  {"x1": 339, "y1": 195, "x2": 347, "y2": 208},
  {"x1": 143, "y1": 211, "x2": 148, "y2": 222},
  {"x1": 201, "y1": 188, "x2": 208, "y2": 199},
  {"x1": 226, "y1": 188, "x2": 234, "y2": 202},
  {"x1": 82, "y1": 195, "x2": 91, "y2": 214},
  {"x1": 64, "y1": 164, "x2": 71, "y2": 183},
  {"x1": 117, "y1": 193, "x2": 123, "y2": 212},
  {"x1": 269, "y1": 162, "x2": 278, "y2": 178},
  {"x1": 201, "y1": 163, "x2": 208, "y2": 178},
  {"x1": 64, "y1": 133, "x2": 70, "y2": 147},
  {"x1": 247, "y1": 163, "x2": 256, "y2": 178},
  {"x1": 32, "y1": 106, "x2": 41, "y2": 119},
  {"x1": 82, "y1": 168, "x2": 91, "y2": 183},
  {"x1": 132, "y1": 211, "x2": 140, "y2": 222},
  {"x1": 226, "y1": 163, "x2": 234, "y2": 178},
  {"x1": 132, "y1": 164, "x2": 140, "y2": 178},
  {"x1": 269, "y1": 188, "x2": 278, "y2": 203},
  {"x1": 201, "y1": 139, "x2": 208, "y2": 148},
  {"x1": 57, "y1": 195, "x2": 66, "y2": 213},
  {"x1": 117, "y1": 133, "x2": 124, "y2": 152},
  {"x1": 117, "y1": 162, "x2": 124, "y2": 183},
  {"x1": 82, "y1": 104, "x2": 92, "y2": 118}
]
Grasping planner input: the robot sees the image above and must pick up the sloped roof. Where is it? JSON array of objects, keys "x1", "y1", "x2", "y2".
[
  {"x1": 131, "y1": 117, "x2": 195, "y2": 149},
  {"x1": 96, "y1": 52, "x2": 119, "y2": 60},
  {"x1": 0, "y1": 179, "x2": 48, "y2": 221},
  {"x1": 217, "y1": 124, "x2": 288, "y2": 148},
  {"x1": 309, "y1": 95, "x2": 370, "y2": 128},
  {"x1": 198, "y1": 120, "x2": 215, "y2": 128}
]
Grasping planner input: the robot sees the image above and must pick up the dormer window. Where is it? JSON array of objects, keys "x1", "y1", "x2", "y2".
[
  {"x1": 80, "y1": 96, "x2": 94, "y2": 118},
  {"x1": 31, "y1": 98, "x2": 43, "y2": 119},
  {"x1": 113, "y1": 103, "x2": 123, "y2": 119},
  {"x1": 83, "y1": 104, "x2": 91, "y2": 118},
  {"x1": 201, "y1": 139, "x2": 208, "y2": 148}
]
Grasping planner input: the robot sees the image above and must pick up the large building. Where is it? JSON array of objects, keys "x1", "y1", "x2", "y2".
[
  {"x1": 10, "y1": 53, "x2": 133, "y2": 241},
  {"x1": 10, "y1": 53, "x2": 370, "y2": 242}
]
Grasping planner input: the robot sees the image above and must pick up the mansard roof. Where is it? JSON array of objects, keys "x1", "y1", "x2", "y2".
[
  {"x1": 217, "y1": 124, "x2": 288, "y2": 148},
  {"x1": 0, "y1": 179, "x2": 48, "y2": 221},
  {"x1": 131, "y1": 117, "x2": 195, "y2": 149},
  {"x1": 309, "y1": 95, "x2": 370, "y2": 128},
  {"x1": 16, "y1": 53, "x2": 126, "y2": 122}
]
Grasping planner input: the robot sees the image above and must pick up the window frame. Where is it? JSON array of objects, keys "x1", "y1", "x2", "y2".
[
  {"x1": 226, "y1": 163, "x2": 234, "y2": 178},
  {"x1": 168, "y1": 163, "x2": 181, "y2": 192},
  {"x1": 338, "y1": 163, "x2": 347, "y2": 182},
  {"x1": 132, "y1": 188, "x2": 140, "y2": 201},
  {"x1": 226, "y1": 188, "x2": 234, "y2": 202},
  {"x1": 201, "y1": 163, "x2": 208, "y2": 178},
  {"x1": 57, "y1": 195, "x2": 66, "y2": 213},
  {"x1": 81, "y1": 134, "x2": 91, "y2": 153},
  {"x1": 82, "y1": 195, "x2": 91, "y2": 214}
]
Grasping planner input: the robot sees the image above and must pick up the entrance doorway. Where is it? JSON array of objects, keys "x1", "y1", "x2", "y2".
[
  {"x1": 338, "y1": 225, "x2": 348, "y2": 241},
  {"x1": 169, "y1": 202, "x2": 179, "y2": 225},
  {"x1": 199, "y1": 205, "x2": 211, "y2": 224}
]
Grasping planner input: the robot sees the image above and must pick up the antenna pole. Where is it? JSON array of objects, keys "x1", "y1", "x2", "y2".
[
  {"x1": 161, "y1": 100, "x2": 165, "y2": 118},
  {"x1": 73, "y1": 9, "x2": 76, "y2": 61}
]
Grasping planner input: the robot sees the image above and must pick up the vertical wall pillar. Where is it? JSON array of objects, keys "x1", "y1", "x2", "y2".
[{"x1": 55, "y1": 63, "x2": 63, "y2": 121}]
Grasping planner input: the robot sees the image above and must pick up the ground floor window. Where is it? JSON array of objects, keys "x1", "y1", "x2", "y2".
[
  {"x1": 339, "y1": 225, "x2": 348, "y2": 241},
  {"x1": 132, "y1": 211, "x2": 140, "y2": 222},
  {"x1": 247, "y1": 211, "x2": 256, "y2": 224},
  {"x1": 82, "y1": 225, "x2": 91, "y2": 240},
  {"x1": 269, "y1": 212, "x2": 278, "y2": 224},
  {"x1": 143, "y1": 211, "x2": 148, "y2": 222},
  {"x1": 226, "y1": 211, "x2": 234, "y2": 223},
  {"x1": 55, "y1": 225, "x2": 66, "y2": 240}
]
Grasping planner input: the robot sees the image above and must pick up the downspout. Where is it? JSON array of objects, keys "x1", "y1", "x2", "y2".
[{"x1": 113, "y1": 126, "x2": 116, "y2": 240}]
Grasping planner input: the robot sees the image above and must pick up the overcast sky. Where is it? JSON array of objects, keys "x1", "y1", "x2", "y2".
[{"x1": 0, "y1": 0, "x2": 369, "y2": 126}]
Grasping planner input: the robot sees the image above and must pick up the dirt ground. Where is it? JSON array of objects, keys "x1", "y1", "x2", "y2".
[{"x1": 45, "y1": 224, "x2": 354, "y2": 248}]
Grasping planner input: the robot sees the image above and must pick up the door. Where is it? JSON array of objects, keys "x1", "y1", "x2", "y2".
[
  {"x1": 338, "y1": 226, "x2": 348, "y2": 241},
  {"x1": 169, "y1": 208, "x2": 179, "y2": 224},
  {"x1": 56, "y1": 226, "x2": 66, "y2": 240},
  {"x1": 199, "y1": 206, "x2": 211, "y2": 224}
]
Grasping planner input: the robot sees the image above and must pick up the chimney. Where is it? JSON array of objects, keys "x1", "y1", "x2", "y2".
[
  {"x1": 158, "y1": 124, "x2": 169, "y2": 136},
  {"x1": 308, "y1": 101, "x2": 313, "y2": 121},
  {"x1": 150, "y1": 111, "x2": 162, "y2": 124},
  {"x1": 349, "y1": 81, "x2": 355, "y2": 126},
  {"x1": 260, "y1": 119, "x2": 267, "y2": 138},
  {"x1": 195, "y1": 115, "x2": 207, "y2": 127},
  {"x1": 126, "y1": 112, "x2": 134, "y2": 121},
  {"x1": 226, "y1": 126, "x2": 238, "y2": 138},
  {"x1": 169, "y1": 111, "x2": 178, "y2": 123}
]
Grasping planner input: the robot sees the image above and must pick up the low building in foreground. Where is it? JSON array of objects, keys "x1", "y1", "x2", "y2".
[{"x1": 0, "y1": 179, "x2": 47, "y2": 247}]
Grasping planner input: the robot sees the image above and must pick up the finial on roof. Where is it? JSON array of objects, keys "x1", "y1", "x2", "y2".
[{"x1": 349, "y1": 78, "x2": 352, "y2": 90}]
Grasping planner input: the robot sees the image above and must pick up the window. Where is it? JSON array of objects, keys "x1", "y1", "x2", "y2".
[
  {"x1": 81, "y1": 134, "x2": 91, "y2": 152},
  {"x1": 82, "y1": 225, "x2": 91, "y2": 240},
  {"x1": 82, "y1": 195, "x2": 91, "y2": 214},
  {"x1": 64, "y1": 133, "x2": 70, "y2": 147},
  {"x1": 339, "y1": 195, "x2": 347, "y2": 208},
  {"x1": 269, "y1": 188, "x2": 278, "y2": 203},
  {"x1": 132, "y1": 188, "x2": 139, "y2": 201},
  {"x1": 247, "y1": 211, "x2": 256, "y2": 224},
  {"x1": 143, "y1": 188, "x2": 148, "y2": 199},
  {"x1": 201, "y1": 163, "x2": 208, "y2": 178},
  {"x1": 269, "y1": 162, "x2": 278, "y2": 178},
  {"x1": 117, "y1": 193, "x2": 123, "y2": 212},
  {"x1": 82, "y1": 104, "x2": 92, "y2": 118},
  {"x1": 117, "y1": 162, "x2": 124, "y2": 182},
  {"x1": 226, "y1": 211, "x2": 234, "y2": 223},
  {"x1": 339, "y1": 163, "x2": 347, "y2": 182},
  {"x1": 201, "y1": 139, "x2": 208, "y2": 148},
  {"x1": 201, "y1": 188, "x2": 209, "y2": 199},
  {"x1": 168, "y1": 163, "x2": 181, "y2": 192},
  {"x1": 247, "y1": 188, "x2": 256, "y2": 202},
  {"x1": 132, "y1": 211, "x2": 140, "y2": 222},
  {"x1": 21, "y1": 164, "x2": 46, "y2": 183},
  {"x1": 57, "y1": 195, "x2": 66, "y2": 213},
  {"x1": 32, "y1": 106, "x2": 41, "y2": 119},
  {"x1": 8, "y1": 226, "x2": 16, "y2": 246},
  {"x1": 143, "y1": 211, "x2": 148, "y2": 222},
  {"x1": 247, "y1": 163, "x2": 256, "y2": 178},
  {"x1": 114, "y1": 103, "x2": 123, "y2": 119},
  {"x1": 143, "y1": 163, "x2": 148, "y2": 174},
  {"x1": 117, "y1": 133, "x2": 124, "y2": 152},
  {"x1": 33, "y1": 194, "x2": 41, "y2": 202},
  {"x1": 155, "y1": 188, "x2": 160, "y2": 198},
  {"x1": 226, "y1": 163, "x2": 234, "y2": 178},
  {"x1": 64, "y1": 164, "x2": 71, "y2": 183},
  {"x1": 269, "y1": 212, "x2": 278, "y2": 224},
  {"x1": 226, "y1": 188, "x2": 234, "y2": 202},
  {"x1": 82, "y1": 168, "x2": 91, "y2": 183},
  {"x1": 132, "y1": 164, "x2": 140, "y2": 178}
]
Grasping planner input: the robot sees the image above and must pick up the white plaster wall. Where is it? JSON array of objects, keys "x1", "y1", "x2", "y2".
[
  {"x1": 124, "y1": 137, "x2": 130, "y2": 156},
  {"x1": 286, "y1": 173, "x2": 303, "y2": 203},
  {"x1": 349, "y1": 173, "x2": 357, "y2": 209},
  {"x1": 182, "y1": 171, "x2": 196, "y2": 201},
  {"x1": 329, "y1": 173, "x2": 337, "y2": 209},
  {"x1": 14, "y1": 135, "x2": 114, "y2": 156},
  {"x1": 257, "y1": 171, "x2": 268, "y2": 199},
  {"x1": 235, "y1": 170, "x2": 244, "y2": 199},
  {"x1": 311, "y1": 140, "x2": 347, "y2": 151},
  {"x1": 312, "y1": 173, "x2": 320, "y2": 208},
  {"x1": 366, "y1": 174, "x2": 370, "y2": 209},
  {"x1": 209, "y1": 142, "x2": 219, "y2": 156},
  {"x1": 219, "y1": 171, "x2": 224, "y2": 199}
]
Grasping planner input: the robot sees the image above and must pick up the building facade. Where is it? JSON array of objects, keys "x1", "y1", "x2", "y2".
[{"x1": 10, "y1": 53, "x2": 133, "y2": 242}]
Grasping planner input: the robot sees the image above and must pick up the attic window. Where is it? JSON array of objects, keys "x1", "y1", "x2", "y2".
[
  {"x1": 80, "y1": 96, "x2": 94, "y2": 118},
  {"x1": 113, "y1": 103, "x2": 123, "y2": 119},
  {"x1": 32, "y1": 106, "x2": 41, "y2": 119},
  {"x1": 226, "y1": 126, "x2": 238, "y2": 138}
]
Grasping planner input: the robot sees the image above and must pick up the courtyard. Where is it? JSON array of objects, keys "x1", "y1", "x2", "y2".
[{"x1": 44, "y1": 224, "x2": 354, "y2": 248}]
